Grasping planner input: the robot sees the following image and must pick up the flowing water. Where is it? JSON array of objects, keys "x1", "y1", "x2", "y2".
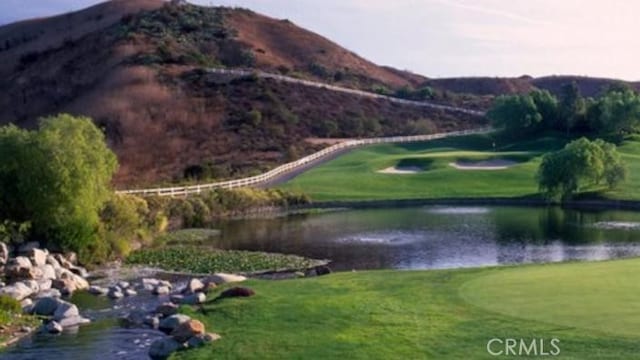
[{"x1": 7, "y1": 205, "x2": 640, "y2": 359}]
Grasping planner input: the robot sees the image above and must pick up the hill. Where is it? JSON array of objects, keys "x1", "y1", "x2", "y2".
[{"x1": 0, "y1": 0, "x2": 488, "y2": 187}]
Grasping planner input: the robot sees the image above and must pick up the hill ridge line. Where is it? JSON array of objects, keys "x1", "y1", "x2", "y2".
[{"x1": 117, "y1": 127, "x2": 493, "y2": 197}]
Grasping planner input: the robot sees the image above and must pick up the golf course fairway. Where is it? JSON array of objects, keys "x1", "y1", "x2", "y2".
[{"x1": 174, "y1": 258, "x2": 640, "y2": 359}]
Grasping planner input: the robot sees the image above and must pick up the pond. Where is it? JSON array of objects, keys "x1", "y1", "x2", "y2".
[{"x1": 210, "y1": 206, "x2": 640, "y2": 271}]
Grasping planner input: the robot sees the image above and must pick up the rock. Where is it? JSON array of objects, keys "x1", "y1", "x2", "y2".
[
  {"x1": 45, "y1": 254, "x2": 61, "y2": 269},
  {"x1": 107, "y1": 287, "x2": 124, "y2": 299},
  {"x1": 116, "y1": 281, "x2": 130, "y2": 289},
  {"x1": 52, "y1": 254, "x2": 73, "y2": 269},
  {"x1": 0, "y1": 242, "x2": 8, "y2": 265},
  {"x1": 35, "y1": 288, "x2": 61, "y2": 299},
  {"x1": 32, "y1": 296, "x2": 62, "y2": 316},
  {"x1": 169, "y1": 294, "x2": 184, "y2": 304},
  {"x1": 153, "y1": 285, "x2": 171, "y2": 296},
  {"x1": 121, "y1": 309, "x2": 146, "y2": 327},
  {"x1": 27, "y1": 248, "x2": 47, "y2": 267},
  {"x1": 171, "y1": 319, "x2": 205, "y2": 343},
  {"x1": 58, "y1": 316, "x2": 90, "y2": 328},
  {"x1": 218, "y1": 287, "x2": 255, "y2": 299},
  {"x1": 124, "y1": 288, "x2": 137, "y2": 297},
  {"x1": 187, "y1": 332, "x2": 221, "y2": 348},
  {"x1": 180, "y1": 292, "x2": 206, "y2": 305},
  {"x1": 155, "y1": 303, "x2": 178, "y2": 317},
  {"x1": 5, "y1": 256, "x2": 34, "y2": 280},
  {"x1": 69, "y1": 266, "x2": 88, "y2": 278},
  {"x1": 57, "y1": 269, "x2": 89, "y2": 291},
  {"x1": 144, "y1": 315, "x2": 160, "y2": 329},
  {"x1": 39, "y1": 264, "x2": 56, "y2": 280},
  {"x1": 183, "y1": 278, "x2": 204, "y2": 294},
  {"x1": 203, "y1": 273, "x2": 247, "y2": 285},
  {"x1": 20, "y1": 298, "x2": 33, "y2": 311},
  {"x1": 140, "y1": 278, "x2": 161, "y2": 291},
  {"x1": 17, "y1": 241, "x2": 40, "y2": 254},
  {"x1": 37, "y1": 279, "x2": 52, "y2": 291},
  {"x1": 53, "y1": 301, "x2": 79, "y2": 321},
  {"x1": 0, "y1": 282, "x2": 33, "y2": 300},
  {"x1": 158, "y1": 314, "x2": 191, "y2": 334},
  {"x1": 45, "y1": 321, "x2": 63, "y2": 334},
  {"x1": 64, "y1": 252, "x2": 78, "y2": 265},
  {"x1": 149, "y1": 337, "x2": 182, "y2": 360},
  {"x1": 88, "y1": 286, "x2": 108, "y2": 296},
  {"x1": 23, "y1": 280, "x2": 40, "y2": 293},
  {"x1": 51, "y1": 278, "x2": 76, "y2": 296},
  {"x1": 315, "y1": 265, "x2": 332, "y2": 276}
]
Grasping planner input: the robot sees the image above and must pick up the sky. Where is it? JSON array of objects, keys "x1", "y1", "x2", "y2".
[{"x1": 1, "y1": 0, "x2": 638, "y2": 80}]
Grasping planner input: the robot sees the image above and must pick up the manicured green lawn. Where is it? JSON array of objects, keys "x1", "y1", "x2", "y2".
[
  {"x1": 173, "y1": 259, "x2": 640, "y2": 360},
  {"x1": 280, "y1": 133, "x2": 640, "y2": 201}
]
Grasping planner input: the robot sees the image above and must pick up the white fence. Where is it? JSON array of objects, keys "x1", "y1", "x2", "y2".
[
  {"x1": 205, "y1": 68, "x2": 486, "y2": 116},
  {"x1": 117, "y1": 127, "x2": 493, "y2": 197}
]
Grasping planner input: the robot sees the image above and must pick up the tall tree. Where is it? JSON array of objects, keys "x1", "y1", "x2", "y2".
[{"x1": 558, "y1": 82, "x2": 586, "y2": 135}]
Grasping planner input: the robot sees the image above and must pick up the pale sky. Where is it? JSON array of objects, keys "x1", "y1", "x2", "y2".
[{"x1": 1, "y1": 0, "x2": 639, "y2": 80}]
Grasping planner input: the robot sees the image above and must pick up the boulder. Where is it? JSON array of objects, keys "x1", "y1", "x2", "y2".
[
  {"x1": 158, "y1": 314, "x2": 191, "y2": 334},
  {"x1": 37, "y1": 279, "x2": 53, "y2": 292},
  {"x1": 45, "y1": 321, "x2": 63, "y2": 334},
  {"x1": 57, "y1": 269, "x2": 89, "y2": 291},
  {"x1": 171, "y1": 319, "x2": 205, "y2": 343},
  {"x1": 121, "y1": 309, "x2": 147, "y2": 327},
  {"x1": 107, "y1": 287, "x2": 124, "y2": 299},
  {"x1": 117, "y1": 281, "x2": 130, "y2": 289},
  {"x1": 183, "y1": 278, "x2": 204, "y2": 294},
  {"x1": 155, "y1": 303, "x2": 178, "y2": 317},
  {"x1": 69, "y1": 266, "x2": 88, "y2": 278},
  {"x1": 140, "y1": 278, "x2": 161, "y2": 291},
  {"x1": 88, "y1": 286, "x2": 108, "y2": 296},
  {"x1": 180, "y1": 292, "x2": 206, "y2": 305},
  {"x1": 218, "y1": 287, "x2": 255, "y2": 299},
  {"x1": 153, "y1": 285, "x2": 171, "y2": 296},
  {"x1": 53, "y1": 301, "x2": 79, "y2": 321},
  {"x1": 0, "y1": 282, "x2": 33, "y2": 300},
  {"x1": 64, "y1": 252, "x2": 78, "y2": 265},
  {"x1": 52, "y1": 254, "x2": 73, "y2": 269},
  {"x1": 23, "y1": 280, "x2": 40, "y2": 293},
  {"x1": 0, "y1": 242, "x2": 8, "y2": 265},
  {"x1": 27, "y1": 248, "x2": 47, "y2": 267},
  {"x1": 203, "y1": 273, "x2": 247, "y2": 285},
  {"x1": 187, "y1": 332, "x2": 221, "y2": 348},
  {"x1": 58, "y1": 316, "x2": 90, "y2": 328},
  {"x1": 5, "y1": 256, "x2": 34, "y2": 279},
  {"x1": 45, "y1": 254, "x2": 61, "y2": 269},
  {"x1": 35, "y1": 288, "x2": 62, "y2": 299},
  {"x1": 124, "y1": 288, "x2": 137, "y2": 297},
  {"x1": 144, "y1": 315, "x2": 160, "y2": 329},
  {"x1": 52, "y1": 278, "x2": 76, "y2": 296},
  {"x1": 149, "y1": 337, "x2": 182, "y2": 360},
  {"x1": 39, "y1": 264, "x2": 57, "y2": 280},
  {"x1": 32, "y1": 296, "x2": 62, "y2": 316},
  {"x1": 20, "y1": 298, "x2": 33, "y2": 310}
]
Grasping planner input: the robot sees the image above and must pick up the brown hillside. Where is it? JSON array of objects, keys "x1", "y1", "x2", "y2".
[{"x1": 0, "y1": 1, "x2": 484, "y2": 187}]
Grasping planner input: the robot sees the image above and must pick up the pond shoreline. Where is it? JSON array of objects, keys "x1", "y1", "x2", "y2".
[{"x1": 299, "y1": 197, "x2": 640, "y2": 212}]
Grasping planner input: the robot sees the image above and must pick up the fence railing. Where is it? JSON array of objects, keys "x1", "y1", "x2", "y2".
[
  {"x1": 204, "y1": 68, "x2": 486, "y2": 116},
  {"x1": 117, "y1": 127, "x2": 493, "y2": 197}
]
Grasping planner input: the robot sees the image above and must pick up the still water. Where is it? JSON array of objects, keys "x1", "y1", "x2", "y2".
[
  {"x1": 211, "y1": 206, "x2": 640, "y2": 270},
  {"x1": 6, "y1": 205, "x2": 640, "y2": 359}
]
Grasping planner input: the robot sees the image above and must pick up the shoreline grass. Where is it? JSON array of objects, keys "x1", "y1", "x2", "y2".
[{"x1": 172, "y1": 258, "x2": 640, "y2": 359}]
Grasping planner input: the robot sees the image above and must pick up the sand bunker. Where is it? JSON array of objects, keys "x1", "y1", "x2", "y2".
[
  {"x1": 378, "y1": 166, "x2": 423, "y2": 174},
  {"x1": 449, "y1": 159, "x2": 517, "y2": 170}
]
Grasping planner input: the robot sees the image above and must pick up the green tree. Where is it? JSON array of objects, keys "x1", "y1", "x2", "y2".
[
  {"x1": 596, "y1": 89, "x2": 640, "y2": 136},
  {"x1": 0, "y1": 114, "x2": 118, "y2": 257},
  {"x1": 487, "y1": 94, "x2": 542, "y2": 137},
  {"x1": 529, "y1": 89, "x2": 559, "y2": 130},
  {"x1": 537, "y1": 138, "x2": 626, "y2": 199},
  {"x1": 558, "y1": 82, "x2": 586, "y2": 135}
]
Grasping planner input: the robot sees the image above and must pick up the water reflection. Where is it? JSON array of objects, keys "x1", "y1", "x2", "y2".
[{"x1": 211, "y1": 206, "x2": 640, "y2": 270}]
